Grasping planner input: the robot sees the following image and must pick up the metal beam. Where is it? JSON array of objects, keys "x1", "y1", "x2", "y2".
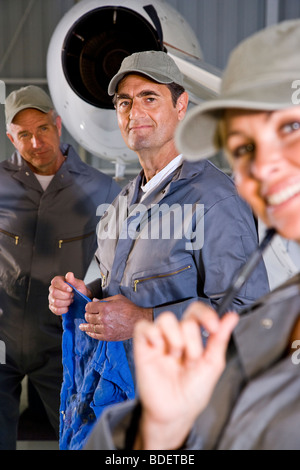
[{"x1": 265, "y1": 0, "x2": 280, "y2": 26}]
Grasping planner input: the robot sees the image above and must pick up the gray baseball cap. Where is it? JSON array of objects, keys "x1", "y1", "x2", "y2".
[
  {"x1": 176, "y1": 19, "x2": 300, "y2": 161},
  {"x1": 5, "y1": 85, "x2": 53, "y2": 126},
  {"x1": 108, "y1": 50, "x2": 184, "y2": 95}
]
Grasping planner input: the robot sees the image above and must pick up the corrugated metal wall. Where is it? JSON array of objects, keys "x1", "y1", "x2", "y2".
[
  {"x1": 0, "y1": 0, "x2": 77, "y2": 166},
  {"x1": 0, "y1": 0, "x2": 299, "y2": 177},
  {"x1": 165, "y1": 0, "x2": 266, "y2": 69}
]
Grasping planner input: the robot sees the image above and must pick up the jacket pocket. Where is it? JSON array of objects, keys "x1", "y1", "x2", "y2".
[
  {"x1": 130, "y1": 258, "x2": 197, "y2": 307},
  {"x1": 58, "y1": 230, "x2": 95, "y2": 249},
  {"x1": 133, "y1": 264, "x2": 192, "y2": 292},
  {"x1": 0, "y1": 227, "x2": 20, "y2": 245},
  {"x1": 0, "y1": 228, "x2": 26, "y2": 298},
  {"x1": 55, "y1": 230, "x2": 97, "y2": 279}
]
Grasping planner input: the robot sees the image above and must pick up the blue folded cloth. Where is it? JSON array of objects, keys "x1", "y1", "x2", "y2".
[{"x1": 59, "y1": 284, "x2": 135, "y2": 450}]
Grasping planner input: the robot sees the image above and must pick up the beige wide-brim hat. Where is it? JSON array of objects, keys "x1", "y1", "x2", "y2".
[{"x1": 176, "y1": 19, "x2": 300, "y2": 161}]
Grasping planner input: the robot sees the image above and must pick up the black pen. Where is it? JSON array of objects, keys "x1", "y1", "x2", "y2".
[{"x1": 217, "y1": 227, "x2": 276, "y2": 316}]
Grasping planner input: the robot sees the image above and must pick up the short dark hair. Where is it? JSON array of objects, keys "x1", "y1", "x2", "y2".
[{"x1": 166, "y1": 82, "x2": 185, "y2": 107}]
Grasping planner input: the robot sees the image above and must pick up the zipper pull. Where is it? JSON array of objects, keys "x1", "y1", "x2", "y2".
[
  {"x1": 59, "y1": 240, "x2": 63, "y2": 248},
  {"x1": 15, "y1": 236, "x2": 19, "y2": 245},
  {"x1": 133, "y1": 279, "x2": 139, "y2": 292}
]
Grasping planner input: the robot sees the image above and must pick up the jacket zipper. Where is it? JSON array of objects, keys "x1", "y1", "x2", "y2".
[
  {"x1": 58, "y1": 231, "x2": 94, "y2": 248},
  {"x1": 133, "y1": 265, "x2": 192, "y2": 292},
  {"x1": 100, "y1": 271, "x2": 106, "y2": 288},
  {"x1": 0, "y1": 228, "x2": 19, "y2": 245}
]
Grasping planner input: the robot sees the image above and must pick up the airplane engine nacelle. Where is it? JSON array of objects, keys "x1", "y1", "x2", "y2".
[{"x1": 47, "y1": 0, "x2": 219, "y2": 167}]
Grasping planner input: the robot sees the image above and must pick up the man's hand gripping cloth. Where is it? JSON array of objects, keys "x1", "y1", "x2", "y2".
[{"x1": 59, "y1": 285, "x2": 135, "y2": 450}]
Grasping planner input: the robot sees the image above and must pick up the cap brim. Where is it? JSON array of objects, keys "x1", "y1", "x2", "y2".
[
  {"x1": 7, "y1": 104, "x2": 52, "y2": 126},
  {"x1": 176, "y1": 83, "x2": 295, "y2": 161},
  {"x1": 108, "y1": 70, "x2": 175, "y2": 95}
]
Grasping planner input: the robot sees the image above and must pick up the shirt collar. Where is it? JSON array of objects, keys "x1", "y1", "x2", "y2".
[{"x1": 140, "y1": 154, "x2": 183, "y2": 195}]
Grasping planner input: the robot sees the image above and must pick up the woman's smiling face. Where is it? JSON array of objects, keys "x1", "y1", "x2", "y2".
[{"x1": 224, "y1": 106, "x2": 300, "y2": 241}]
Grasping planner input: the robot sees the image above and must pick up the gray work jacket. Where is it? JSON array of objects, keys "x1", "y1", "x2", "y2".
[
  {"x1": 89, "y1": 159, "x2": 269, "y2": 374},
  {"x1": 85, "y1": 274, "x2": 300, "y2": 450},
  {"x1": 0, "y1": 144, "x2": 120, "y2": 361}
]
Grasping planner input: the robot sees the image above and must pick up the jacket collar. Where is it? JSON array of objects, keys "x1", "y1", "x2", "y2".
[
  {"x1": 124, "y1": 158, "x2": 208, "y2": 206},
  {"x1": 3, "y1": 144, "x2": 88, "y2": 191},
  {"x1": 61, "y1": 144, "x2": 91, "y2": 176},
  {"x1": 4, "y1": 143, "x2": 88, "y2": 173}
]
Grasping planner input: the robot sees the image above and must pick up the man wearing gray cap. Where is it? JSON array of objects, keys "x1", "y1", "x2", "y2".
[
  {"x1": 0, "y1": 85, "x2": 120, "y2": 449},
  {"x1": 49, "y1": 51, "x2": 269, "y2": 388},
  {"x1": 85, "y1": 20, "x2": 300, "y2": 451}
]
